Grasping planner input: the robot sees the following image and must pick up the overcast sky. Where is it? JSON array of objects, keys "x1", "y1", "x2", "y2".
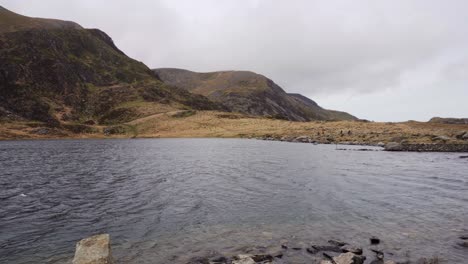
[{"x1": 2, "y1": 0, "x2": 468, "y2": 121}]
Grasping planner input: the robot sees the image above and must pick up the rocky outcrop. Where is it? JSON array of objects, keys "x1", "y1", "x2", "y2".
[
  {"x1": 72, "y1": 234, "x2": 113, "y2": 264},
  {"x1": 429, "y1": 117, "x2": 468, "y2": 124}
]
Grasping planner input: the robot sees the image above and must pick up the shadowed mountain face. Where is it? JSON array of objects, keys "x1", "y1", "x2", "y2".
[
  {"x1": 154, "y1": 68, "x2": 357, "y2": 121},
  {"x1": 0, "y1": 7, "x2": 220, "y2": 124}
]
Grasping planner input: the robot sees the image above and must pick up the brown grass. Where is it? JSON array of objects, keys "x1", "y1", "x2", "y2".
[{"x1": 2, "y1": 111, "x2": 468, "y2": 144}]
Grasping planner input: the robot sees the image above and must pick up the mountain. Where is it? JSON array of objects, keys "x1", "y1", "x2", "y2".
[
  {"x1": 153, "y1": 68, "x2": 357, "y2": 121},
  {"x1": 0, "y1": 6, "x2": 220, "y2": 125}
]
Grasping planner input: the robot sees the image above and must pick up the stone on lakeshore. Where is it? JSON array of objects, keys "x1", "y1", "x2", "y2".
[
  {"x1": 384, "y1": 142, "x2": 402, "y2": 151},
  {"x1": 306, "y1": 247, "x2": 319, "y2": 254},
  {"x1": 340, "y1": 245, "x2": 363, "y2": 255},
  {"x1": 251, "y1": 254, "x2": 274, "y2": 262},
  {"x1": 264, "y1": 245, "x2": 284, "y2": 258},
  {"x1": 370, "y1": 236, "x2": 380, "y2": 245},
  {"x1": 72, "y1": 234, "x2": 112, "y2": 264},
  {"x1": 232, "y1": 255, "x2": 255, "y2": 264},
  {"x1": 309, "y1": 244, "x2": 342, "y2": 253},
  {"x1": 371, "y1": 249, "x2": 384, "y2": 260},
  {"x1": 209, "y1": 255, "x2": 228, "y2": 263},
  {"x1": 377, "y1": 142, "x2": 385, "y2": 147},
  {"x1": 320, "y1": 252, "x2": 366, "y2": 264},
  {"x1": 294, "y1": 135, "x2": 311, "y2": 143},
  {"x1": 328, "y1": 239, "x2": 347, "y2": 247}
]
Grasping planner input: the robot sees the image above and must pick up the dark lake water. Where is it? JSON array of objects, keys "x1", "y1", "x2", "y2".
[{"x1": 0, "y1": 139, "x2": 467, "y2": 263}]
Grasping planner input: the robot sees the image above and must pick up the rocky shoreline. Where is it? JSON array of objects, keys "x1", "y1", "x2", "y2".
[
  {"x1": 383, "y1": 142, "x2": 468, "y2": 152},
  {"x1": 72, "y1": 234, "x2": 462, "y2": 264},
  {"x1": 256, "y1": 135, "x2": 468, "y2": 153}
]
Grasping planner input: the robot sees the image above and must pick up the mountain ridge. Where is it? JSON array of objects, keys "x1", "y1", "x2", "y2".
[
  {"x1": 154, "y1": 68, "x2": 357, "y2": 121},
  {"x1": 0, "y1": 6, "x2": 220, "y2": 125},
  {"x1": 1, "y1": 5, "x2": 355, "y2": 131}
]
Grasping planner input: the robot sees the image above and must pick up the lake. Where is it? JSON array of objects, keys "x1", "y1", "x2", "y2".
[{"x1": 0, "y1": 139, "x2": 467, "y2": 263}]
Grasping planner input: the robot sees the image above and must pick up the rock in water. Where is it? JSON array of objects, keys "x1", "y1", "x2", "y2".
[
  {"x1": 371, "y1": 249, "x2": 384, "y2": 261},
  {"x1": 340, "y1": 245, "x2": 363, "y2": 255},
  {"x1": 232, "y1": 255, "x2": 255, "y2": 264},
  {"x1": 320, "y1": 252, "x2": 366, "y2": 264},
  {"x1": 72, "y1": 234, "x2": 113, "y2": 264},
  {"x1": 328, "y1": 239, "x2": 347, "y2": 247},
  {"x1": 370, "y1": 236, "x2": 380, "y2": 245}
]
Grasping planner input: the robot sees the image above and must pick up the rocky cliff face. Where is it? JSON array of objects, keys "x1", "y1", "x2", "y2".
[
  {"x1": 0, "y1": 6, "x2": 220, "y2": 125},
  {"x1": 154, "y1": 68, "x2": 357, "y2": 121}
]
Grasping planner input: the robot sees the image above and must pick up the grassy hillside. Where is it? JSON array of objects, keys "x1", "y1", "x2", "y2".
[
  {"x1": 154, "y1": 68, "x2": 357, "y2": 121},
  {"x1": 0, "y1": 6, "x2": 220, "y2": 126}
]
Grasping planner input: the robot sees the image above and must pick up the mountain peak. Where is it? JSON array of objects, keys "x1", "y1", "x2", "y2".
[{"x1": 0, "y1": 6, "x2": 82, "y2": 34}]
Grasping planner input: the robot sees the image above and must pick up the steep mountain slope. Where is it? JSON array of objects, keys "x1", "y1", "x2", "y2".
[
  {"x1": 0, "y1": 6, "x2": 219, "y2": 125},
  {"x1": 154, "y1": 68, "x2": 357, "y2": 121}
]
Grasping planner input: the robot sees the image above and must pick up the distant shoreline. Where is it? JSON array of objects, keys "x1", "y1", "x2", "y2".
[{"x1": 2, "y1": 111, "x2": 468, "y2": 152}]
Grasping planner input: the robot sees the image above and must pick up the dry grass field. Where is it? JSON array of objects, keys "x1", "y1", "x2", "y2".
[{"x1": 2, "y1": 110, "x2": 468, "y2": 145}]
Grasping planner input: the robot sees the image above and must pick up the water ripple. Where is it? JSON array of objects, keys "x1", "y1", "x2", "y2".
[{"x1": 0, "y1": 139, "x2": 467, "y2": 263}]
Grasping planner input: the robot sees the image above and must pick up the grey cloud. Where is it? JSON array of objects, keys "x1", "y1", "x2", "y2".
[{"x1": 2, "y1": 0, "x2": 468, "y2": 121}]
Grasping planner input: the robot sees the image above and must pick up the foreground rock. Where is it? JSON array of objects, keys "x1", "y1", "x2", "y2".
[
  {"x1": 341, "y1": 245, "x2": 363, "y2": 255},
  {"x1": 68, "y1": 235, "x2": 442, "y2": 263},
  {"x1": 232, "y1": 255, "x2": 256, "y2": 264},
  {"x1": 320, "y1": 252, "x2": 365, "y2": 264},
  {"x1": 73, "y1": 234, "x2": 113, "y2": 264}
]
